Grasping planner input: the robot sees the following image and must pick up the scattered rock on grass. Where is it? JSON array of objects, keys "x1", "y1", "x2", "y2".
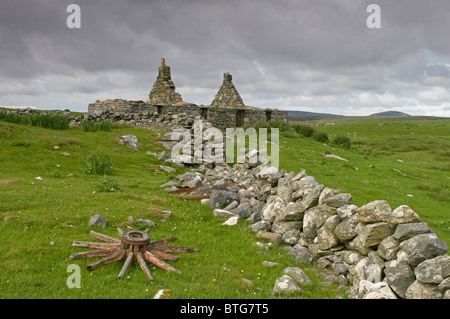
[{"x1": 89, "y1": 214, "x2": 108, "y2": 229}]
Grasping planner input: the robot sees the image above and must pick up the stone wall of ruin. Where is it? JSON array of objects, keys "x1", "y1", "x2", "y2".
[{"x1": 87, "y1": 101, "x2": 288, "y2": 128}]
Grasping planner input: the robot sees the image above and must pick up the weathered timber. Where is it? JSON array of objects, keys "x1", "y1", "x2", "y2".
[
  {"x1": 147, "y1": 249, "x2": 180, "y2": 262},
  {"x1": 118, "y1": 251, "x2": 134, "y2": 279},
  {"x1": 86, "y1": 250, "x2": 125, "y2": 271},
  {"x1": 90, "y1": 230, "x2": 121, "y2": 243},
  {"x1": 72, "y1": 241, "x2": 121, "y2": 249},
  {"x1": 151, "y1": 245, "x2": 199, "y2": 253},
  {"x1": 179, "y1": 194, "x2": 211, "y2": 200},
  {"x1": 68, "y1": 248, "x2": 120, "y2": 260},
  {"x1": 149, "y1": 236, "x2": 177, "y2": 245},
  {"x1": 135, "y1": 251, "x2": 154, "y2": 282},
  {"x1": 144, "y1": 251, "x2": 182, "y2": 274}
]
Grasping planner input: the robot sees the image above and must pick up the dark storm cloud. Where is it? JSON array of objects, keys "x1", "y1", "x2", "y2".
[{"x1": 0, "y1": 0, "x2": 450, "y2": 116}]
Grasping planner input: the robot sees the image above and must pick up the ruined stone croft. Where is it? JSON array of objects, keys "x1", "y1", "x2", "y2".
[{"x1": 86, "y1": 59, "x2": 288, "y2": 128}]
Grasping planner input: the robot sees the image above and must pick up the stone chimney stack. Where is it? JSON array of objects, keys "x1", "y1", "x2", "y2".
[
  {"x1": 147, "y1": 58, "x2": 183, "y2": 105},
  {"x1": 211, "y1": 73, "x2": 245, "y2": 108}
]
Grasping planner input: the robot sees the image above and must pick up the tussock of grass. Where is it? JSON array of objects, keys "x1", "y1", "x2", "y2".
[
  {"x1": 81, "y1": 120, "x2": 113, "y2": 132},
  {"x1": 0, "y1": 111, "x2": 70, "y2": 130},
  {"x1": 85, "y1": 154, "x2": 114, "y2": 175}
]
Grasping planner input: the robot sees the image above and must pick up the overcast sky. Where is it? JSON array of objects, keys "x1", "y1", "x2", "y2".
[{"x1": 1, "y1": 0, "x2": 450, "y2": 116}]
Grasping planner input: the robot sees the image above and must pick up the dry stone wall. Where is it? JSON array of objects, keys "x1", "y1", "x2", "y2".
[{"x1": 152, "y1": 126, "x2": 449, "y2": 298}]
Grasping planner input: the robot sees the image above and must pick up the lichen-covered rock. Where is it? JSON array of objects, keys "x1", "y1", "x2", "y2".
[
  {"x1": 362, "y1": 281, "x2": 397, "y2": 299},
  {"x1": 388, "y1": 205, "x2": 421, "y2": 226},
  {"x1": 293, "y1": 185, "x2": 324, "y2": 212},
  {"x1": 377, "y1": 236, "x2": 400, "y2": 260},
  {"x1": 302, "y1": 207, "x2": 331, "y2": 241},
  {"x1": 273, "y1": 275, "x2": 302, "y2": 294},
  {"x1": 318, "y1": 187, "x2": 336, "y2": 205},
  {"x1": 414, "y1": 255, "x2": 450, "y2": 284},
  {"x1": 356, "y1": 222, "x2": 394, "y2": 248},
  {"x1": 322, "y1": 193, "x2": 352, "y2": 208},
  {"x1": 276, "y1": 201, "x2": 306, "y2": 221},
  {"x1": 88, "y1": 214, "x2": 108, "y2": 229},
  {"x1": 260, "y1": 195, "x2": 285, "y2": 223},
  {"x1": 335, "y1": 214, "x2": 360, "y2": 242},
  {"x1": 271, "y1": 219, "x2": 302, "y2": 235},
  {"x1": 384, "y1": 259, "x2": 415, "y2": 298},
  {"x1": 283, "y1": 267, "x2": 314, "y2": 285},
  {"x1": 399, "y1": 233, "x2": 448, "y2": 267},
  {"x1": 405, "y1": 280, "x2": 443, "y2": 299},
  {"x1": 392, "y1": 222, "x2": 433, "y2": 242},
  {"x1": 317, "y1": 215, "x2": 341, "y2": 250},
  {"x1": 282, "y1": 229, "x2": 301, "y2": 245},
  {"x1": 357, "y1": 200, "x2": 391, "y2": 224},
  {"x1": 336, "y1": 204, "x2": 358, "y2": 220},
  {"x1": 209, "y1": 190, "x2": 240, "y2": 209}
]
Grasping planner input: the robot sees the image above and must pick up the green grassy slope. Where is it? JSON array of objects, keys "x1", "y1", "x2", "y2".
[
  {"x1": 284, "y1": 118, "x2": 449, "y2": 244},
  {"x1": 0, "y1": 121, "x2": 343, "y2": 299},
  {"x1": 0, "y1": 117, "x2": 448, "y2": 299}
]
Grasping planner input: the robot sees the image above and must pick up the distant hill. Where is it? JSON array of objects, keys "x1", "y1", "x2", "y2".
[
  {"x1": 287, "y1": 110, "x2": 342, "y2": 121},
  {"x1": 369, "y1": 111, "x2": 410, "y2": 117}
]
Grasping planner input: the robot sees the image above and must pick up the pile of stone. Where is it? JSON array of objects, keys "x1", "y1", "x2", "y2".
[
  {"x1": 150, "y1": 118, "x2": 235, "y2": 167},
  {"x1": 166, "y1": 160, "x2": 449, "y2": 299}
]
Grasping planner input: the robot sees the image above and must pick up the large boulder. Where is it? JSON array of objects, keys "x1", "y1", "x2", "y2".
[
  {"x1": 276, "y1": 201, "x2": 307, "y2": 221},
  {"x1": 209, "y1": 190, "x2": 240, "y2": 209},
  {"x1": 392, "y1": 222, "x2": 433, "y2": 242},
  {"x1": 261, "y1": 196, "x2": 286, "y2": 223},
  {"x1": 361, "y1": 281, "x2": 398, "y2": 299},
  {"x1": 178, "y1": 171, "x2": 203, "y2": 188},
  {"x1": 273, "y1": 275, "x2": 301, "y2": 294},
  {"x1": 302, "y1": 207, "x2": 331, "y2": 242},
  {"x1": 271, "y1": 219, "x2": 303, "y2": 235},
  {"x1": 388, "y1": 205, "x2": 421, "y2": 226},
  {"x1": 317, "y1": 215, "x2": 341, "y2": 250},
  {"x1": 322, "y1": 193, "x2": 352, "y2": 208},
  {"x1": 414, "y1": 255, "x2": 450, "y2": 284},
  {"x1": 357, "y1": 200, "x2": 391, "y2": 224},
  {"x1": 377, "y1": 236, "x2": 400, "y2": 260},
  {"x1": 89, "y1": 214, "x2": 108, "y2": 229},
  {"x1": 384, "y1": 259, "x2": 415, "y2": 298},
  {"x1": 118, "y1": 135, "x2": 140, "y2": 151},
  {"x1": 355, "y1": 222, "x2": 394, "y2": 248},
  {"x1": 334, "y1": 214, "x2": 360, "y2": 242},
  {"x1": 283, "y1": 267, "x2": 314, "y2": 285},
  {"x1": 399, "y1": 233, "x2": 448, "y2": 267},
  {"x1": 405, "y1": 280, "x2": 443, "y2": 299}
]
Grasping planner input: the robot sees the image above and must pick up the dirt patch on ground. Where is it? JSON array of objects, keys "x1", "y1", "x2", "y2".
[{"x1": 0, "y1": 179, "x2": 19, "y2": 186}]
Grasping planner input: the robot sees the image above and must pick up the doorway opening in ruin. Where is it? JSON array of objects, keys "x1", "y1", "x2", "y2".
[
  {"x1": 265, "y1": 111, "x2": 272, "y2": 122},
  {"x1": 156, "y1": 105, "x2": 163, "y2": 114},
  {"x1": 200, "y1": 108, "x2": 208, "y2": 120},
  {"x1": 236, "y1": 110, "x2": 245, "y2": 127}
]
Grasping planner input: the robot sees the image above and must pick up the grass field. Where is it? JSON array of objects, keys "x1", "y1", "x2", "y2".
[{"x1": 0, "y1": 115, "x2": 448, "y2": 299}]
